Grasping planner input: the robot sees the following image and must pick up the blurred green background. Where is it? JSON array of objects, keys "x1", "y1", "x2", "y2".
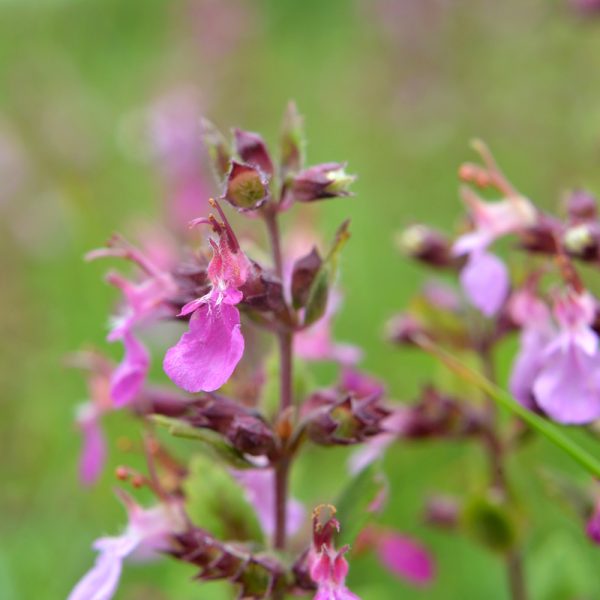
[{"x1": 3, "y1": 0, "x2": 600, "y2": 598}]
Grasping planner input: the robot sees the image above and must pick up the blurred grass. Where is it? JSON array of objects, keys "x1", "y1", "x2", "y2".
[{"x1": 2, "y1": 0, "x2": 600, "y2": 598}]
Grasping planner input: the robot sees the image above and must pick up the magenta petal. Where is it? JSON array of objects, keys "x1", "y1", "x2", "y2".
[
  {"x1": 533, "y1": 345, "x2": 600, "y2": 424},
  {"x1": 460, "y1": 251, "x2": 509, "y2": 316},
  {"x1": 509, "y1": 328, "x2": 550, "y2": 409},
  {"x1": 110, "y1": 333, "x2": 150, "y2": 407},
  {"x1": 78, "y1": 410, "x2": 106, "y2": 486},
  {"x1": 67, "y1": 550, "x2": 123, "y2": 600},
  {"x1": 163, "y1": 302, "x2": 244, "y2": 392},
  {"x1": 376, "y1": 532, "x2": 435, "y2": 587}
]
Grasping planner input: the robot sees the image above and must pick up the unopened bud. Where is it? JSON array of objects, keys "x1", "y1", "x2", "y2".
[
  {"x1": 222, "y1": 161, "x2": 269, "y2": 211},
  {"x1": 565, "y1": 189, "x2": 597, "y2": 222},
  {"x1": 564, "y1": 223, "x2": 599, "y2": 260},
  {"x1": 233, "y1": 128, "x2": 274, "y2": 176},
  {"x1": 397, "y1": 225, "x2": 453, "y2": 268},
  {"x1": 291, "y1": 162, "x2": 356, "y2": 203}
]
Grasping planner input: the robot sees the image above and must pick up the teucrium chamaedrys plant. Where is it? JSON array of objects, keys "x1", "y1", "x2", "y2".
[
  {"x1": 68, "y1": 104, "x2": 434, "y2": 600},
  {"x1": 69, "y1": 108, "x2": 600, "y2": 600}
]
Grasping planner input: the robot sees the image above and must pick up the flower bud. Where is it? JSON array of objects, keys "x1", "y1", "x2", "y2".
[
  {"x1": 518, "y1": 215, "x2": 561, "y2": 255},
  {"x1": 222, "y1": 161, "x2": 269, "y2": 211},
  {"x1": 304, "y1": 390, "x2": 390, "y2": 446},
  {"x1": 239, "y1": 262, "x2": 286, "y2": 313},
  {"x1": 563, "y1": 223, "x2": 600, "y2": 261},
  {"x1": 233, "y1": 128, "x2": 274, "y2": 176},
  {"x1": 397, "y1": 224, "x2": 454, "y2": 268},
  {"x1": 386, "y1": 313, "x2": 425, "y2": 345},
  {"x1": 291, "y1": 246, "x2": 322, "y2": 309},
  {"x1": 565, "y1": 189, "x2": 597, "y2": 222},
  {"x1": 291, "y1": 162, "x2": 356, "y2": 203}
]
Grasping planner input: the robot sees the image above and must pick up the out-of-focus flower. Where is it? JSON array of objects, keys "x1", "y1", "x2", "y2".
[
  {"x1": 453, "y1": 191, "x2": 537, "y2": 316},
  {"x1": 532, "y1": 290, "x2": 600, "y2": 424},
  {"x1": 509, "y1": 288, "x2": 554, "y2": 410},
  {"x1": 70, "y1": 352, "x2": 115, "y2": 486},
  {"x1": 68, "y1": 492, "x2": 183, "y2": 600},
  {"x1": 586, "y1": 499, "x2": 600, "y2": 544},
  {"x1": 231, "y1": 468, "x2": 305, "y2": 539},
  {"x1": 397, "y1": 224, "x2": 455, "y2": 268},
  {"x1": 357, "y1": 526, "x2": 435, "y2": 587},
  {"x1": 164, "y1": 204, "x2": 250, "y2": 392},
  {"x1": 289, "y1": 162, "x2": 356, "y2": 204},
  {"x1": 88, "y1": 236, "x2": 177, "y2": 406}
]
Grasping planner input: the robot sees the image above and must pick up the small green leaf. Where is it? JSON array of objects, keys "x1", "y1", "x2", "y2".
[
  {"x1": 151, "y1": 415, "x2": 254, "y2": 469},
  {"x1": 184, "y1": 454, "x2": 263, "y2": 542},
  {"x1": 334, "y1": 464, "x2": 385, "y2": 546}
]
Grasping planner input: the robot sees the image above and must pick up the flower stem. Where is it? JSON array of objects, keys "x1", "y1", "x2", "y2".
[
  {"x1": 506, "y1": 551, "x2": 527, "y2": 600},
  {"x1": 264, "y1": 209, "x2": 294, "y2": 551}
]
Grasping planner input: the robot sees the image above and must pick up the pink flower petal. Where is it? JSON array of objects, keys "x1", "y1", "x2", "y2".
[
  {"x1": 533, "y1": 344, "x2": 600, "y2": 424},
  {"x1": 77, "y1": 406, "x2": 106, "y2": 486},
  {"x1": 375, "y1": 532, "x2": 435, "y2": 587},
  {"x1": 110, "y1": 333, "x2": 150, "y2": 407},
  {"x1": 460, "y1": 251, "x2": 508, "y2": 316},
  {"x1": 164, "y1": 301, "x2": 244, "y2": 392},
  {"x1": 67, "y1": 550, "x2": 123, "y2": 600}
]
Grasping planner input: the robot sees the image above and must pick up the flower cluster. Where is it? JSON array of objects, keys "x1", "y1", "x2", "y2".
[
  {"x1": 68, "y1": 105, "x2": 434, "y2": 599},
  {"x1": 387, "y1": 141, "x2": 600, "y2": 596}
]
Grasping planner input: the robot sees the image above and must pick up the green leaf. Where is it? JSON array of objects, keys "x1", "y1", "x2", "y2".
[
  {"x1": 151, "y1": 415, "x2": 254, "y2": 469},
  {"x1": 334, "y1": 463, "x2": 385, "y2": 546},
  {"x1": 184, "y1": 454, "x2": 263, "y2": 543}
]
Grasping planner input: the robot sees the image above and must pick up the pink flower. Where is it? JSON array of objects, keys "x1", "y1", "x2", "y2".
[
  {"x1": 164, "y1": 205, "x2": 250, "y2": 392},
  {"x1": 147, "y1": 88, "x2": 212, "y2": 230},
  {"x1": 68, "y1": 492, "x2": 183, "y2": 600},
  {"x1": 453, "y1": 193, "x2": 536, "y2": 316},
  {"x1": 311, "y1": 546, "x2": 360, "y2": 600},
  {"x1": 76, "y1": 403, "x2": 107, "y2": 487},
  {"x1": 72, "y1": 353, "x2": 114, "y2": 486},
  {"x1": 532, "y1": 290, "x2": 600, "y2": 424},
  {"x1": 508, "y1": 288, "x2": 554, "y2": 409},
  {"x1": 309, "y1": 509, "x2": 360, "y2": 600},
  {"x1": 87, "y1": 237, "x2": 177, "y2": 406},
  {"x1": 373, "y1": 531, "x2": 435, "y2": 587},
  {"x1": 230, "y1": 468, "x2": 305, "y2": 538}
]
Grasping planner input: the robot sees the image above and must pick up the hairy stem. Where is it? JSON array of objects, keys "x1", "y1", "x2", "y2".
[{"x1": 264, "y1": 209, "x2": 294, "y2": 552}]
